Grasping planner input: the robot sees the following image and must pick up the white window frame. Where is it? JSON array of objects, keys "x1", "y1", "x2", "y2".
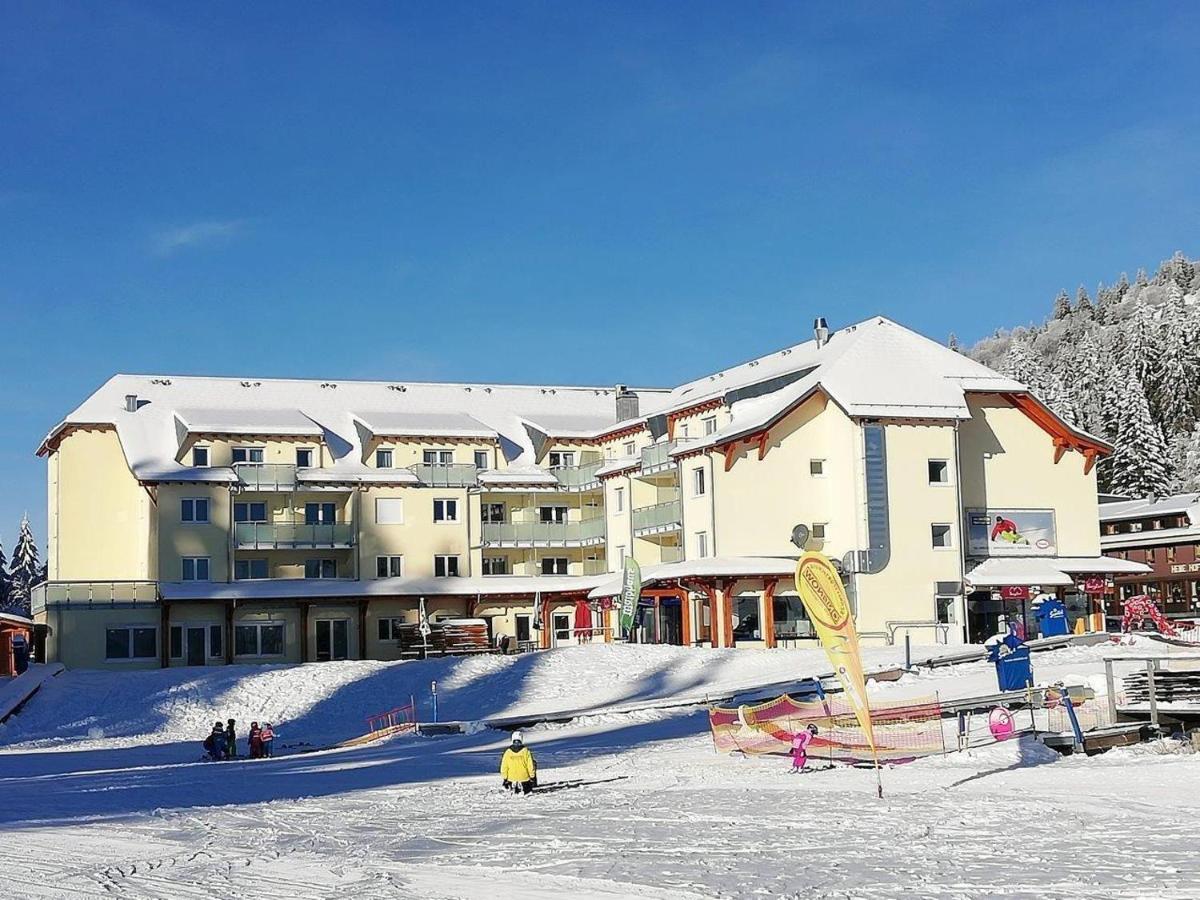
[
  {"x1": 434, "y1": 554, "x2": 460, "y2": 577},
  {"x1": 927, "y1": 459, "x2": 951, "y2": 486},
  {"x1": 702, "y1": 415, "x2": 717, "y2": 435},
  {"x1": 614, "y1": 486, "x2": 625, "y2": 514},
  {"x1": 692, "y1": 466, "x2": 706, "y2": 497},
  {"x1": 680, "y1": 422, "x2": 691, "y2": 438},
  {"x1": 105, "y1": 624, "x2": 158, "y2": 662},
  {"x1": 169, "y1": 622, "x2": 224, "y2": 660},
  {"x1": 623, "y1": 441, "x2": 636, "y2": 457},
  {"x1": 696, "y1": 531, "x2": 709, "y2": 558},
  {"x1": 809, "y1": 459, "x2": 826, "y2": 478},
  {"x1": 433, "y1": 498, "x2": 460, "y2": 523},
  {"x1": 538, "y1": 505, "x2": 568, "y2": 524},
  {"x1": 191, "y1": 446, "x2": 210, "y2": 467},
  {"x1": 482, "y1": 556, "x2": 508, "y2": 575},
  {"x1": 231, "y1": 446, "x2": 265, "y2": 464},
  {"x1": 233, "y1": 500, "x2": 268, "y2": 523},
  {"x1": 812, "y1": 523, "x2": 827, "y2": 540},
  {"x1": 474, "y1": 449, "x2": 489, "y2": 470},
  {"x1": 375, "y1": 497, "x2": 405, "y2": 525},
  {"x1": 423, "y1": 449, "x2": 454, "y2": 465},
  {"x1": 304, "y1": 558, "x2": 338, "y2": 579},
  {"x1": 181, "y1": 497, "x2": 210, "y2": 524},
  {"x1": 296, "y1": 447, "x2": 315, "y2": 468},
  {"x1": 234, "y1": 558, "x2": 269, "y2": 580},
  {"x1": 376, "y1": 555, "x2": 405, "y2": 578},
  {"x1": 931, "y1": 523, "x2": 954, "y2": 550},
  {"x1": 181, "y1": 556, "x2": 211, "y2": 582},
  {"x1": 375, "y1": 448, "x2": 394, "y2": 468},
  {"x1": 482, "y1": 502, "x2": 505, "y2": 524},
  {"x1": 548, "y1": 450, "x2": 575, "y2": 468},
  {"x1": 233, "y1": 621, "x2": 286, "y2": 658},
  {"x1": 541, "y1": 556, "x2": 569, "y2": 575}
]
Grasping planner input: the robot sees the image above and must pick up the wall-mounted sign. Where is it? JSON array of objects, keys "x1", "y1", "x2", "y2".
[
  {"x1": 999, "y1": 585, "x2": 1031, "y2": 600},
  {"x1": 967, "y1": 509, "x2": 1057, "y2": 557},
  {"x1": 1081, "y1": 576, "x2": 1109, "y2": 594}
]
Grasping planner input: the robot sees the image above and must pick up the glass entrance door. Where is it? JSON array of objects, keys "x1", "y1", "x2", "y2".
[
  {"x1": 186, "y1": 627, "x2": 207, "y2": 666},
  {"x1": 315, "y1": 619, "x2": 350, "y2": 661}
]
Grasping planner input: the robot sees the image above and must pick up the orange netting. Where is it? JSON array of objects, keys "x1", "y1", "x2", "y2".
[{"x1": 709, "y1": 692, "x2": 946, "y2": 763}]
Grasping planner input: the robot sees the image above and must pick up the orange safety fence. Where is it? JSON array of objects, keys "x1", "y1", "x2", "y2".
[{"x1": 709, "y1": 693, "x2": 946, "y2": 763}]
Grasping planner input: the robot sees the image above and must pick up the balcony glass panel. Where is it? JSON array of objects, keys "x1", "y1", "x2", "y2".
[
  {"x1": 408, "y1": 464, "x2": 479, "y2": 487},
  {"x1": 632, "y1": 499, "x2": 684, "y2": 533},
  {"x1": 235, "y1": 463, "x2": 298, "y2": 491},
  {"x1": 33, "y1": 581, "x2": 158, "y2": 611},
  {"x1": 551, "y1": 459, "x2": 604, "y2": 489},
  {"x1": 481, "y1": 517, "x2": 605, "y2": 545},
  {"x1": 234, "y1": 522, "x2": 355, "y2": 547}
]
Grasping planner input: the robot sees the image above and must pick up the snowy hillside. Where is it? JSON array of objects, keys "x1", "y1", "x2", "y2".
[{"x1": 968, "y1": 250, "x2": 1200, "y2": 498}]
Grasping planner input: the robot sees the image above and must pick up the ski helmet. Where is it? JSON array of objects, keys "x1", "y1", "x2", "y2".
[{"x1": 511, "y1": 730, "x2": 523, "y2": 745}]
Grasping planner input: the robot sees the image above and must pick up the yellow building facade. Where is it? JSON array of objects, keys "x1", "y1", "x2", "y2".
[{"x1": 33, "y1": 317, "x2": 1147, "y2": 669}]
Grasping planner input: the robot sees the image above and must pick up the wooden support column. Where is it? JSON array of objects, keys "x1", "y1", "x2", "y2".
[
  {"x1": 224, "y1": 602, "x2": 234, "y2": 665},
  {"x1": 722, "y1": 581, "x2": 735, "y2": 647},
  {"x1": 540, "y1": 598, "x2": 551, "y2": 650},
  {"x1": 762, "y1": 579, "x2": 777, "y2": 649},
  {"x1": 160, "y1": 601, "x2": 170, "y2": 668},
  {"x1": 702, "y1": 585, "x2": 719, "y2": 647},
  {"x1": 299, "y1": 602, "x2": 310, "y2": 663},
  {"x1": 678, "y1": 588, "x2": 692, "y2": 647},
  {"x1": 357, "y1": 598, "x2": 368, "y2": 660}
]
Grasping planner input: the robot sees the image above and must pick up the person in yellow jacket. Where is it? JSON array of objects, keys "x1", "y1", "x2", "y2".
[{"x1": 500, "y1": 731, "x2": 537, "y2": 795}]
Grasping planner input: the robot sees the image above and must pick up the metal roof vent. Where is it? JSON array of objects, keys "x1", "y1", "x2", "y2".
[
  {"x1": 814, "y1": 317, "x2": 830, "y2": 348},
  {"x1": 124, "y1": 394, "x2": 139, "y2": 413}
]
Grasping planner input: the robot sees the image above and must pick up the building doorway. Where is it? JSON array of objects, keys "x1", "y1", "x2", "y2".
[
  {"x1": 316, "y1": 619, "x2": 350, "y2": 661},
  {"x1": 185, "y1": 627, "x2": 207, "y2": 666}
]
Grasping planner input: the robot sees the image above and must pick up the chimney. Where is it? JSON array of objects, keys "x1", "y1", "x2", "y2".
[
  {"x1": 615, "y1": 384, "x2": 639, "y2": 421},
  {"x1": 124, "y1": 394, "x2": 139, "y2": 413},
  {"x1": 813, "y1": 317, "x2": 830, "y2": 348}
]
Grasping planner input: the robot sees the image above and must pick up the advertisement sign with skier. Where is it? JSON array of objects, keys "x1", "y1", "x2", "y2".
[{"x1": 967, "y1": 508, "x2": 1057, "y2": 557}]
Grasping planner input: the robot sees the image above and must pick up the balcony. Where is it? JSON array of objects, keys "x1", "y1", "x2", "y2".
[
  {"x1": 408, "y1": 463, "x2": 479, "y2": 488},
  {"x1": 32, "y1": 580, "x2": 158, "y2": 613},
  {"x1": 659, "y1": 544, "x2": 684, "y2": 564},
  {"x1": 550, "y1": 460, "x2": 604, "y2": 491},
  {"x1": 480, "y1": 517, "x2": 606, "y2": 547},
  {"x1": 234, "y1": 522, "x2": 356, "y2": 549},
  {"x1": 235, "y1": 463, "x2": 299, "y2": 491},
  {"x1": 632, "y1": 499, "x2": 683, "y2": 536},
  {"x1": 640, "y1": 439, "x2": 698, "y2": 477}
]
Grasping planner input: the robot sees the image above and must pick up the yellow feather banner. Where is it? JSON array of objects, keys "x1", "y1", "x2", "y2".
[{"x1": 794, "y1": 552, "x2": 876, "y2": 753}]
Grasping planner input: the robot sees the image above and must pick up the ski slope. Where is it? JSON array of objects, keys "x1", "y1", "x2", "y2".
[{"x1": 1, "y1": 639, "x2": 1198, "y2": 898}]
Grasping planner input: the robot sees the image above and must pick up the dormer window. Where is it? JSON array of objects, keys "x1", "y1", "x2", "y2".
[
  {"x1": 191, "y1": 446, "x2": 209, "y2": 467},
  {"x1": 376, "y1": 449, "x2": 393, "y2": 468},
  {"x1": 296, "y1": 447, "x2": 314, "y2": 468}
]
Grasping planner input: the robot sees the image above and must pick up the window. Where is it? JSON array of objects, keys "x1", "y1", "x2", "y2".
[
  {"x1": 233, "y1": 501, "x2": 267, "y2": 523},
  {"x1": 515, "y1": 614, "x2": 532, "y2": 643},
  {"x1": 209, "y1": 624, "x2": 223, "y2": 658},
  {"x1": 423, "y1": 449, "x2": 454, "y2": 465},
  {"x1": 378, "y1": 618, "x2": 405, "y2": 641},
  {"x1": 614, "y1": 487, "x2": 625, "y2": 513},
  {"x1": 234, "y1": 558, "x2": 269, "y2": 580},
  {"x1": 181, "y1": 498, "x2": 209, "y2": 524},
  {"x1": 474, "y1": 450, "x2": 489, "y2": 470},
  {"x1": 376, "y1": 555, "x2": 404, "y2": 577},
  {"x1": 696, "y1": 531, "x2": 709, "y2": 558},
  {"x1": 105, "y1": 626, "x2": 157, "y2": 660},
  {"x1": 539, "y1": 505, "x2": 568, "y2": 524},
  {"x1": 553, "y1": 612, "x2": 571, "y2": 642},
  {"x1": 376, "y1": 448, "x2": 393, "y2": 468},
  {"x1": 541, "y1": 557, "x2": 569, "y2": 575},
  {"x1": 623, "y1": 441, "x2": 636, "y2": 457},
  {"x1": 433, "y1": 498, "x2": 459, "y2": 523},
  {"x1": 928, "y1": 459, "x2": 950, "y2": 484},
  {"x1": 1167, "y1": 545, "x2": 1177, "y2": 564},
  {"x1": 482, "y1": 503, "x2": 505, "y2": 524},
  {"x1": 1144, "y1": 548, "x2": 1155, "y2": 564},
  {"x1": 296, "y1": 447, "x2": 314, "y2": 467},
  {"x1": 234, "y1": 622, "x2": 284, "y2": 657},
  {"x1": 169, "y1": 626, "x2": 183, "y2": 659},
  {"x1": 809, "y1": 459, "x2": 825, "y2": 477},
  {"x1": 232, "y1": 447, "x2": 265, "y2": 464},
  {"x1": 305, "y1": 502, "x2": 336, "y2": 524},
  {"x1": 703, "y1": 416, "x2": 717, "y2": 435},
  {"x1": 304, "y1": 559, "x2": 337, "y2": 579},
  {"x1": 375, "y1": 497, "x2": 404, "y2": 524},
  {"x1": 733, "y1": 595, "x2": 761, "y2": 641},
  {"x1": 191, "y1": 446, "x2": 209, "y2": 467},
  {"x1": 936, "y1": 596, "x2": 956, "y2": 625},
  {"x1": 692, "y1": 467, "x2": 706, "y2": 496},
  {"x1": 548, "y1": 451, "x2": 575, "y2": 468},
  {"x1": 434, "y1": 555, "x2": 460, "y2": 577},
  {"x1": 772, "y1": 595, "x2": 812, "y2": 641},
  {"x1": 483, "y1": 556, "x2": 508, "y2": 575},
  {"x1": 680, "y1": 422, "x2": 690, "y2": 438},
  {"x1": 812, "y1": 523, "x2": 826, "y2": 540},
  {"x1": 182, "y1": 557, "x2": 210, "y2": 581},
  {"x1": 931, "y1": 524, "x2": 953, "y2": 549}
]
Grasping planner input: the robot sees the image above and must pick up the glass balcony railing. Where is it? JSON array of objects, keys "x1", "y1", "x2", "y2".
[
  {"x1": 234, "y1": 463, "x2": 299, "y2": 491},
  {"x1": 408, "y1": 463, "x2": 479, "y2": 487},
  {"x1": 632, "y1": 499, "x2": 684, "y2": 534},
  {"x1": 550, "y1": 459, "x2": 604, "y2": 490},
  {"x1": 639, "y1": 441, "x2": 676, "y2": 472},
  {"x1": 234, "y1": 522, "x2": 355, "y2": 548},
  {"x1": 580, "y1": 558, "x2": 608, "y2": 575},
  {"x1": 32, "y1": 580, "x2": 158, "y2": 613},
  {"x1": 481, "y1": 517, "x2": 606, "y2": 546},
  {"x1": 659, "y1": 545, "x2": 684, "y2": 564}
]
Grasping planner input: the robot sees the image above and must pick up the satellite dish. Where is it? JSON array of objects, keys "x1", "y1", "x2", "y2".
[{"x1": 790, "y1": 524, "x2": 810, "y2": 549}]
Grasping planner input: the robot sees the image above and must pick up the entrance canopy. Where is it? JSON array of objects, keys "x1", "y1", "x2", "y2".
[{"x1": 965, "y1": 555, "x2": 1150, "y2": 589}]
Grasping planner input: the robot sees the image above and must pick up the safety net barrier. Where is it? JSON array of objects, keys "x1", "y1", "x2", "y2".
[{"x1": 709, "y1": 693, "x2": 946, "y2": 763}]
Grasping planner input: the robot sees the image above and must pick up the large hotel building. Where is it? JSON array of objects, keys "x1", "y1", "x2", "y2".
[{"x1": 33, "y1": 317, "x2": 1147, "y2": 669}]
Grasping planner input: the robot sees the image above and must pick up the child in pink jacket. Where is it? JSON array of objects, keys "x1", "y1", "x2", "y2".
[{"x1": 790, "y1": 723, "x2": 818, "y2": 773}]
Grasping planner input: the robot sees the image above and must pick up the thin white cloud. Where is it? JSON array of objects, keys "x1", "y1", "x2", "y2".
[{"x1": 151, "y1": 219, "x2": 247, "y2": 256}]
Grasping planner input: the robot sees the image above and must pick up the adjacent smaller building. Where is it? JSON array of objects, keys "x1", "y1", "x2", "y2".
[{"x1": 1100, "y1": 493, "x2": 1200, "y2": 627}]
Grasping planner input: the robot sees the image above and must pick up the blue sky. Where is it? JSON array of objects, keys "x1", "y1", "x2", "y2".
[{"x1": 3, "y1": 2, "x2": 1200, "y2": 548}]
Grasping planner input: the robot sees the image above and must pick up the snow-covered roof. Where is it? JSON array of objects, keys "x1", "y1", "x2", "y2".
[
  {"x1": 1098, "y1": 493, "x2": 1200, "y2": 523},
  {"x1": 1101, "y1": 526, "x2": 1200, "y2": 550},
  {"x1": 964, "y1": 555, "x2": 1150, "y2": 588},
  {"x1": 160, "y1": 574, "x2": 610, "y2": 601},
  {"x1": 1054, "y1": 556, "x2": 1153, "y2": 575},
  {"x1": 0, "y1": 611, "x2": 34, "y2": 628},
  {"x1": 588, "y1": 556, "x2": 799, "y2": 599},
  {"x1": 40, "y1": 317, "x2": 1075, "y2": 483}
]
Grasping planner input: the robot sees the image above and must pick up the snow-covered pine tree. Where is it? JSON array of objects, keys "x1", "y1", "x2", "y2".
[
  {"x1": 1153, "y1": 289, "x2": 1200, "y2": 432},
  {"x1": 947, "y1": 332, "x2": 960, "y2": 352},
  {"x1": 1075, "y1": 285, "x2": 1093, "y2": 317},
  {"x1": 8, "y1": 514, "x2": 41, "y2": 616},
  {"x1": 1110, "y1": 380, "x2": 1174, "y2": 499},
  {"x1": 1052, "y1": 290, "x2": 1072, "y2": 319},
  {"x1": 1000, "y1": 335, "x2": 1048, "y2": 394},
  {"x1": 1118, "y1": 302, "x2": 1160, "y2": 387},
  {"x1": 0, "y1": 539, "x2": 10, "y2": 611},
  {"x1": 1171, "y1": 425, "x2": 1200, "y2": 492},
  {"x1": 1135, "y1": 268, "x2": 1149, "y2": 288},
  {"x1": 1115, "y1": 272, "x2": 1131, "y2": 297}
]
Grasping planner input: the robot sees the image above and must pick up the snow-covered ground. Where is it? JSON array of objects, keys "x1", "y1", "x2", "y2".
[{"x1": 2, "y1": 639, "x2": 1199, "y2": 898}]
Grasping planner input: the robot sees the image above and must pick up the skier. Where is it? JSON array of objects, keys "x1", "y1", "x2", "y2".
[
  {"x1": 248, "y1": 722, "x2": 263, "y2": 759},
  {"x1": 789, "y1": 723, "x2": 818, "y2": 773},
  {"x1": 225, "y1": 719, "x2": 237, "y2": 760},
  {"x1": 500, "y1": 731, "x2": 537, "y2": 795},
  {"x1": 259, "y1": 722, "x2": 275, "y2": 758},
  {"x1": 990, "y1": 515, "x2": 1027, "y2": 546},
  {"x1": 203, "y1": 721, "x2": 225, "y2": 760}
]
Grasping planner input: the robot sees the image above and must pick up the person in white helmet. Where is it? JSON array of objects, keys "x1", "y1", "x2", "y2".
[{"x1": 499, "y1": 731, "x2": 537, "y2": 795}]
